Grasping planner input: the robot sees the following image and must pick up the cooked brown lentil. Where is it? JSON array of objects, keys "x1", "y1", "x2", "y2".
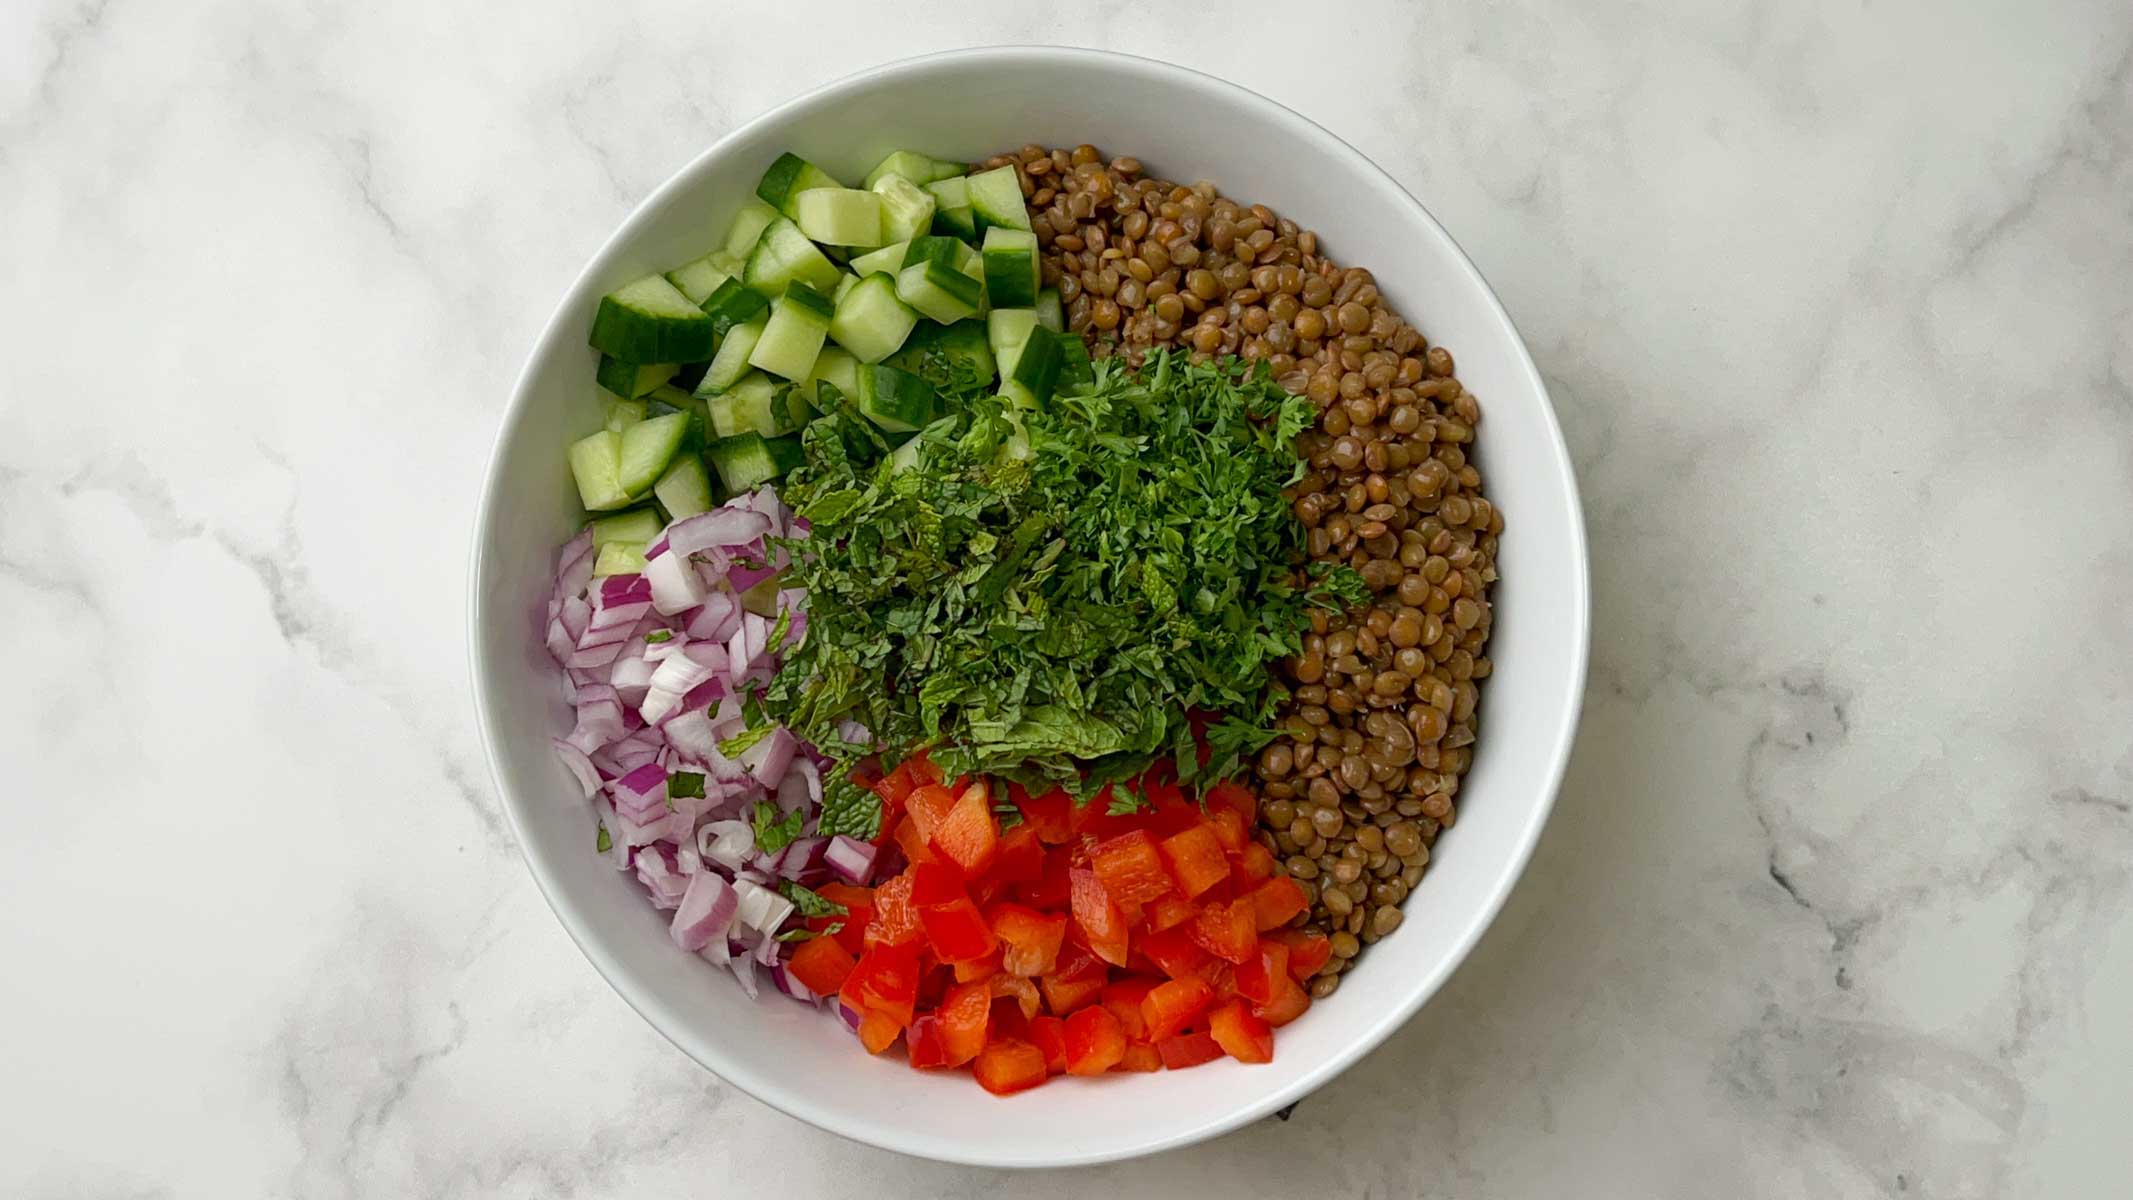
[{"x1": 981, "y1": 144, "x2": 1500, "y2": 974}]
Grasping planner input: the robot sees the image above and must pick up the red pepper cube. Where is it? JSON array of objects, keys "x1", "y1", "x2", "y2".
[
  {"x1": 1235, "y1": 939, "x2": 1292, "y2": 1006},
  {"x1": 905, "y1": 784, "x2": 959, "y2": 842},
  {"x1": 1138, "y1": 925, "x2": 1214, "y2": 981},
  {"x1": 1063, "y1": 1004, "x2": 1128, "y2": 1075},
  {"x1": 1016, "y1": 785, "x2": 1076, "y2": 844},
  {"x1": 863, "y1": 873, "x2": 923, "y2": 950},
  {"x1": 840, "y1": 942, "x2": 921, "y2": 1027},
  {"x1": 892, "y1": 815, "x2": 937, "y2": 868},
  {"x1": 1231, "y1": 841, "x2": 1276, "y2": 885},
  {"x1": 1145, "y1": 894, "x2": 1199, "y2": 932},
  {"x1": 936, "y1": 979, "x2": 992, "y2": 1067},
  {"x1": 905, "y1": 1014, "x2": 949, "y2": 1069},
  {"x1": 1038, "y1": 945, "x2": 1108, "y2": 1016},
  {"x1": 952, "y1": 947, "x2": 1004, "y2": 982},
  {"x1": 1100, "y1": 977, "x2": 1158, "y2": 1040},
  {"x1": 1029, "y1": 1014, "x2": 1069, "y2": 1075},
  {"x1": 1207, "y1": 997, "x2": 1275, "y2": 1063},
  {"x1": 785, "y1": 934, "x2": 858, "y2": 997},
  {"x1": 1206, "y1": 807, "x2": 1250, "y2": 854},
  {"x1": 1068, "y1": 866, "x2": 1130, "y2": 966},
  {"x1": 1205, "y1": 780, "x2": 1258, "y2": 825},
  {"x1": 972, "y1": 1038, "x2": 1051, "y2": 1095},
  {"x1": 919, "y1": 897, "x2": 998, "y2": 964},
  {"x1": 990, "y1": 822, "x2": 1046, "y2": 884},
  {"x1": 1156, "y1": 1030, "x2": 1224, "y2": 1070},
  {"x1": 930, "y1": 779, "x2": 999, "y2": 876},
  {"x1": 906, "y1": 860, "x2": 967, "y2": 907},
  {"x1": 1158, "y1": 824, "x2": 1231, "y2": 899},
  {"x1": 1247, "y1": 875, "x2": 1310, "y2": 932},
  {"x1": 1139, "y1": 976, "x2": 1215, "y2": 1042},
  {"x1": 1254, "y1": 975, "x2": 1311, "y2": 1027},
  {"x1": 989, "y1": 972, "x2": 1041, "y2": 1021},
  {"x1": 988, "y1": 903, "x2": 1068, "y2": 978},
  {"x1": 1187, "y1": 898, "x2": 1259, "y2": 965},
  {"x1": 1115, "y1": 1041, "x2": 1163, "y2": 1072},
  {"x1": 1273, "y1": 930, "x2": 1333, "y2": 981},
  {"x1": 1093, "y1": 830, "x2": 1176, "y2": 909},
  {"x1": 1017, "y1": 849, "x2": 1073, "y2": 909},
  {"x1": 857, "y1": 1008, "x2": 903, "y2": 1054}
]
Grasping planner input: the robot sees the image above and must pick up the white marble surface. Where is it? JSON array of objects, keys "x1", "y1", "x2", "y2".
[{"x1": 4, "y1": 1, "x2": 2129, "y2": 1196}]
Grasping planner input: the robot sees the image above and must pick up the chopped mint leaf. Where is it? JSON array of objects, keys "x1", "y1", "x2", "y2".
[
  {"x1": 668, "y1": 771, "x2": 706, "y2": 800},
  {"x1": 815, "y1": 774, "x2": 884, "y2": 841},
  {"x1": 994, "y1": 801, "x2": 1025, "y2": 831},
  {"x1": 595, "y1": 822, "x2": 613, "y2": 853},
  {"x1": 753, "y1": 800, "x2": 804, "y2": 854},
  {"x1": 645, "y1": 629, "x2": 675, "y2": 644},
  {"x1": 719, "y1": 724, "x2": 775, "y2": 759},
  {"x1": 767, "y1": 606, "x2": 795, "y2": 655},
  {"x1": 780, "y1": 880, "x2": 848, "y2": 918}
]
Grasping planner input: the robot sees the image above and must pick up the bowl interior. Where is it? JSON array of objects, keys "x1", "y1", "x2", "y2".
[{"x1": 472, "y1": 48, "x2": 1586, "y2": 1167}]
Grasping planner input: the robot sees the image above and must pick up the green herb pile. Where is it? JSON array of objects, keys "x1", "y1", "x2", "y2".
[{"x1": 767, "y1": 349, "x2": 1364, "y2": 799}]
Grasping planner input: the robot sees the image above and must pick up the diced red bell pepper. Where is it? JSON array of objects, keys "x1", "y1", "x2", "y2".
[
  {"x1": 1028, "y1": 1015, "x2": 1068, "y2": 1075},
  {"x1": 1101, "y1": 977, "x2": 1157, "y2": 1040},
  {"x1": 972, "y1": 1038, "x2": 1050, "y2": 1095},
  {"x1": 810, "y1": 882, "x2": 875, "y2": 955},
  {"x1": 1116, "y1": 1041, "x2": 1163, "y2": 1072},
  {"x1": 989, "y1": 972, "x2": 1041, "y2": 1020},
  {"x1": 988, "y1": 995, "x2": 1031, "y2": 1043},
  {"x1": 1205, "y1": 780, "x2": 1257, "y2": 822},
  {"x1": 1158, "y1": 824, "x2": 1231, "y2": 899},
  {"x1": 786, "y1": 934, "x2": 858, "y2": 997},
  {"x1": 906, "y1": 784, "x2": 959, "y2": 842},
  {"x1": 1273, "y1": 930, "x2": 1333, "y2": 980},
  {"x1": 920, "y1": 897, "x2": 997, "y2": 963},
  {"x1": 988, "y1": 903, "x2": 1067, "y2": 978},
  {"x1": 1063, "y1": 1004, "x2": 1127, "y2": 1075},
  {"x1": 1206, "y1": 807, "x2": 1250, "y2": 854},
  {"x1": 905, "y1": 1014, "x2": 948, "y2": 1068},
  {"x1": 1156, "y1": 1030, "x2": 1224, "y2": 1070},
  {"x1": 1234, "y1": 939, "x2": 1292, "y2": 1006},
  {"x1": 1187, "y1": 898, "x2": 1259, "y2": 965},
  {"x1": 1071, "y1": 788, "x2": 1135, "y2": 839},
  {"x1": 936, "y1": 979, "x2": 991, "y2": 1067},
  {"x1": 1092, "y1": 830, "x2": 1176, "y2": 908},
  {"x1": 906, "y1": 860, "x2": 966, "y2": 905},
  {"x1": 840, "y1": 942, "x2": 921, "y2": 1027},
  {"x1": 1140, "y1": 976, "x2": 1216, "y2": 1042},
  {"x1": 1231, "y1": 842, "x2": 1276, "y2": 885},
  {"x1": 1069, "y1": 866, "x2": 1130, "y2": 966},
  {"x1": 892, "y1": 815, "x2": 937, "y2": 867},
  {"x1": 931, "y1": 778, "x2": 999, "y2": 876},
  {"x1": 1138, "y1": 925, "x2": 1213, "y2": 981},
  {"x1": 1016, "y1": 785, "x2": 1075, "y2": 844},
  {"x1": 857, "y1": 1008, "x2": 904, "y2": 1054},
  {"x1": 1039, "y1": 946, "x2": 1107, "y2": 1016},
  {"x1": 872, "y1": 759, "x2": 922, "y2": 807},
  {"x1": 1207, "y1": 997, "x2": 1275, "y2": 1063},
  {"x1": 1248, "y1": 875, "x2": 1310, "y2": 932},
  {"x1": 1254, "y1": 975, "x2": 1311, "y2": 1027},
  {"x1": 1145, "y1": 893, "x2": 1199, "y2": 932},
  {"x1": 953, "y1": 948, "x2": 1004, "y2": 982},
  {"x1": 1017, "y1": 849, "x2": 1073, "y2": 909},
  {"x1": 864, "y1": 873, "x2": 924, "y2": 949},
  {"x1": 989, "y1": 822, "x2": 1045, "y2": 884}
]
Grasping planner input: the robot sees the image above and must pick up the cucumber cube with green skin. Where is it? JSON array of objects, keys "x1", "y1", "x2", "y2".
[
  {"x1": 896, "y1": 259, "x2": 983, "y2": 324},
  {"x1": 855, "y1": 364, "x2": 940, "y2": 433},
  {"x1": 742, "y1": 217, "x2": 844, "y2": 297},
  {"x1": 801, "y1": 345, "x2": 861, "y2": 406},
  {"x1": 705, "y1": 433, "x2": 801, "y2": 493},
  {"x1": 708, "y1": 372, "x2": 811, "y2": 439},
  {"x1": 602, "y1": 395, "x2": 647, "y2": 432},
  {"x1": 924, "y1": 177, "x2": 977, "y2": 240},
  {"x1": 755, "y1": 152, "x2": 845, "y2": 218},
  {"x1": 889, "y1": 319, "x2": 995, "y2": 384},
  {"x1": 982, "y1": 227, "x2": 1040, "y2": 308},
  {"x1": 593, "y1": 541, "x2": 649, "y2": 577},
  {"x1": 652, "y1": 454, "x2": 715, "y2": 519},
  {"x1": 699, "y1": 277, "x2": 770, "y2": 336},
  {"x1": 642, "y1": 385, "x2": 710, "y2": 449},
  {"x1": 697, "y1": 318, "x2": 766, "y2": 395},
  {"x1": 830, "y1": 272, "x2": 920, "y2": 364},
  {"x1": 591, "y1": 507, "x2": 664, "y2": 546},
  {"x1": 987, "y1": 308, "x2": 1041, "y2": 376},
  {"x1": 849, "y1": 240, "x2": 910, "y2": 279},
  {"x1": 617, "y1": 411, "x2": 692, "y2": 496},
  {"x1": 871, "y1": 175, "x2": 937, "y2": 245},
  {"x1": 1000, "y1": 326, "x2": 1062, "y2": 410},
  {"x1": 1034, "y1": 288, "x2": 1065, "y2": 333},
  {"x1": 596, "y1": 356, "x2": 676, "y2": 399},
  {"x1": 724, "y1": 200, "x2": 783, "y2": 259},
  {"x1": 1057, "y1": 330, "x2": 1095, "y2": 391},
  {"x1": 664, "y1": 251, "x2": 738, "y2": 305},
  {"x1": 793, "y1": 187, "x2": 886, "y2": 247},
  {"x1": 748, "y1": 283, "x2": 835, "y2": 381},
  {"x1": 864, "y1": 150, "x2": 964, "y2": 189},
  {"x1": 590, "y1": 275, "x2": 717, "y2": 363},
  {"x1": 568, "y1": 430, "x2": 632, "y2": 511},
  {"x1": 833, "y1": 274, "x2": 860, "y2": 304},
  {"x1": 965, "y1": 166, "x2": 1033, "y2": 233}
]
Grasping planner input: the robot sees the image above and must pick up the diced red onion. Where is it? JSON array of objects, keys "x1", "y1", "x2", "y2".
[
  {"x1": 551, "y1": 738, "x2": 602, "y2": 799},
  {"x1": 739, "y1": 726, "x2": 798, "y2": 787},
  {"x1": 637, "y1": 846, "x2": 691, "y2": 910},
  {"x1": 824, "y1": 835, "x2": 878, "y2": 886},
  {"x1": 645, "y1": 550, "x2": 708, "y2": 615},
  {"x1": 610, "y1": 762, "x2": 669, "y2": 824},
  {"x1": 609, "y1": 653, "x2": 655, "y2": 707},
  {"x1": 699, "y1": 819, "x2": 754, "y2": 871},
  {"x1": 665, "y1": 508, "x2": 773, "y2": 560},
  {"x1": 560, "y1": 595, "x2": 591, "y2": 641},
  {"x1": 837, "y1": 1001, "x2": 863, "y2": 1031},
  {"x1": 563, "y1": 684, "x2": 626, "y2": 754},
  {"x1": 774, "y1": 836, "x2": 824, "y2": 881},
  {"x1": 732, "y1": 878, "x2": 795, "y2": 933},
  {"x1": 590, "y1": 797, "x2": 630, "y2": 869},
  {"x1": 768, "y1": 961, "x2": 816, "y2": 1003},
  {"x1": 662, "y1": 708, "x2": 717, "y2": 764},
  {"x1": 670, "y1": 872, "x2": 738, "y2": 951},
  {"x1": 544, "y1": 617, "x2": 574, "y2": 664},
  {"x1": 728, "y1": 949, "x2": 759, "y2": 998},
  {"x1": 555, "y1": 530, "x2": 594, "y2": 606}
]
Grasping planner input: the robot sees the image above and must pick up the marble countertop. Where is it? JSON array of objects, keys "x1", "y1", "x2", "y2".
[{"x1": 5, "y1": 2, "x2": 2129, "y2": 1196}]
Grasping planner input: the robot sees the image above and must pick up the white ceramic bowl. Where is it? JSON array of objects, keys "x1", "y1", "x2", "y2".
[{"x1": 471, "y1": 46, "x2": 1588, "y2": 1167}]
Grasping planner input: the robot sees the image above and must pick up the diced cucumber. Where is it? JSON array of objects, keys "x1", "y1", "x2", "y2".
[
  {"x1": 924, "y1": 177, "x2": 977, "y2": 240},
  {"x1": 833, "y1": 273, "x2": 859, "y2": 304},
  {"x1": 755, "y1": 152, "x2": 844, "y2": 218},
  {"x1": 665, "y1": 251, "x2": 739, "y2": 305},
  {"x1": 965, "y1": 165, "x2": 1032, "y2": 233},
  {"x1": 1000, "y1": 327, "x2": 1063, "y2": 410},
  {"x1": 708, "y1": 372, "x2": 811, "y2": 439},
  {"x1": 793, "y1": 187, "x2": 886, "y2": 247},
  {"x1": 591, "y1": 507, "x2": 664, "y2": 546},
  {"x1": 1057, "y1": 331, "x2": 1095, "y2": 391},
  {"x1": 568, "y1": 430, "x2": 631, "y2": 511},
  {"x1": 829, "y1": 272, "x2": 920, "y2": 364},
  {"x1": 590, "y1": 274, "x2": 716, "y2": 363},
  {"x1": 981, "y1": 227, "x2": 1040, "y2": 308},
  {"x1": 700, "y1": 277, "x2": 770, "y2": 336},
  {"x1": 705, "y1": 433, "x2": 804, "y2": 493},
  {"x1": 871, "y1": 175, "x2": 937, "y2": 246},
  {"x1": 602, "y1": 394, "x2": 647, "y2": 432},
  {"x1": 652, "y1": 453, "x2": 715, "y2": 519},
  {"x1": 596, "y1": 356, "x2": 676, "y2": 399},
  {"x1": 887, "y1": 435, "x2": 925, "y2": 474},
  {"x1": 748, "y1": 283, "x2": 835, "y2": 381},
  {"x1": 724, "y1": 200, "x2": 783, "y2": 259},
  {"x1": 863, "y1": 150, "x2": 964, "y2": 189},
  {"x1": 987, "y1": 308, "x2": 1041, "y2": 376},
  {"x1": 742, "y1": 217, "x2": 843, "y2": 297},
  {"x1": 671, "y1": 360, "x2": 711, "y2": 391},
  {"x1": 855, "y1": 364, "x2": 940, "y2": 433},
  {"x1": 593, "y1": 541, "x2": 648, "y2": 577},
  {"x1": 849, "y1": 240, "x2": 910, "y2": 279},
  {"x1": 896, "y1": 238, "x2": 984, "y2": 323},
  {"x1": 643, "y1": 385, "x2": 710, "y2": 448},
  {"x1": 1035, "y1": 288, "x2": 1065, "y2": 333},
  {"x1": 802, "y1": 345, "x2": 861, "y2": 406},
  {"x1": 891, "y1": 320, "x2": 995, "y2": 384},
  {"x1": 697, "y1": 318, "x2": 766, "y2": 395},
  {"x1": 618, "y1": 411, "x2": 691, "y2": 496}
]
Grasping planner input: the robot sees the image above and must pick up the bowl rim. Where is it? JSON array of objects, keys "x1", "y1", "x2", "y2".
[{"x1": 470, "y1": 43, "x2": 1589, "y2": 1167}]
